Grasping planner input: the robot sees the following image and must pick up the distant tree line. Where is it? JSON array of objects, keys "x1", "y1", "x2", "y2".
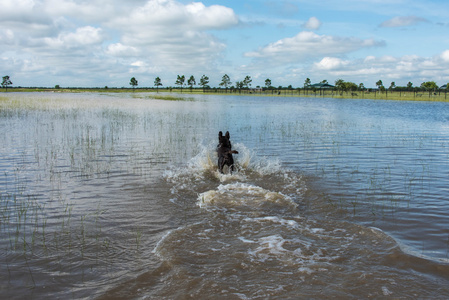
[
  {"x1": 2, "y1": 73, "x2": 448, "y2": 94},
  {"x1": 127, "y1": 75, "x2": 446, "y2": 94}
]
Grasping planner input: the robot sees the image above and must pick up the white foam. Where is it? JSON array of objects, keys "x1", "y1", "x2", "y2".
[
  {"x1": 248, "y1": 234, "x2": 288, "y2": 261},
  {"x1": 256, "y1": 235, "x2": 288, "y2": 255},
  {"x1": 310, "y1": 228, "x2": 325, "y2": 234},
  {"x1": 152, "y1": 221, "x2": 208, "y2": 256},
  {"x1": 243, "y1": 216, "x2": 300, "y2": 229},
  {"x1": 197, "y1": 183, "x2": 298, "y2": 210},
  {"x1": 382, "y1": 286, "x2": 393, "y2": 296},
  {"x1": 238, "y1": 237, "x2": 256, "y2": 244},
  {"x1": 152, "y1": 229, "x2": 175, "y2": 256},
  {"x1": 163, "y1": 144, "x2": 215, "y2": 181}
]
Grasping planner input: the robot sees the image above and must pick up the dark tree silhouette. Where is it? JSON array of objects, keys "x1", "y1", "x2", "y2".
[
  {"x1": 175, "y1": 75, "x2": 185, "y2": 93},
  {"x1": 130, "y1": 77, "x2": 138, "y2": 91},
  {"x1": 220, "y1": 74, "x2": 231, "y2": 93},
  {"x1": 2, "y1": 75, "x2": 12, "y2": 92},
  {"x1": 199, "y1": 75, "x2": 209, "y2": 92},
  {"x1": 154, "y1": 77, "x2": 162, "y2": 93}
]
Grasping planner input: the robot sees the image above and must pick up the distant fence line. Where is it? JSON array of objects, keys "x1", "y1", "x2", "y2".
[
  {"x1": 199, "y1": 87, "x2": 449, "y2": 100},
  {"x1": 2, "y1": 86, "x2": 448, "y2": 100}
]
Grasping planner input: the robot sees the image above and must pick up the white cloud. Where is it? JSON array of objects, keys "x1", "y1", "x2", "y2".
[
  {"x1": 0, "y1": 0, "x2": 47, "y2": 23},
  {"x1": 1, "y1": 0, "x2": 448, "y2": 88},
  {"x1": 379, "y1": 16, "x2": 428, "y2": 28},
  {"x1": 103, "y1": 0, "x2": 238, "y2": 72},
  {"x1": 0, "y1": 29, "x2": 15, "y2": 45},
  {"x1": 185, "y1": 2, "x2": 239, "y2": 29},
  {"x1": 110, "y1": 0, "x2": 238, "y2": 31},
  {"x1": 65, "y1": 26, "x2": 104, "y2": 46},
  {"x1": 43, "y1": 0, "x2": 117, "y2": 22},
  {"x1": 314, "y1": 57, "x2": 349, "y2": 70},
  {"x1": 131, "y1": 61, "x2": 145, "y2": 67},
  {"x1": 441, "y1": 50, "x2": 449, "y2": 62},
  {"x1": 245, "y1": 31, "x2": 385, "y2": 64},
  {"x1": 0, "y1": 0, "x2": 239, "y2": 86},
  {"x1": 308, "y1": 50, "x2": 449, "y2": 85},
  {"x1": 44, "y1": 26, "x2": 105, "y2": 49},
  {"x1": 302, "y1": 17, "x2": 322, "y2": 30},
  {"x1": 106, "y1": 43, "x2": 139, "y2": 57}
]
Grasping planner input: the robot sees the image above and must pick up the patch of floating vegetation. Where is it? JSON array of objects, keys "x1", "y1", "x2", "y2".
[
  {"x1": 149, "y1": 95, "x2": 195, "y2": 101},
  {"x1": 128, "y1": 93, "x2": 196, "y2": 101}
]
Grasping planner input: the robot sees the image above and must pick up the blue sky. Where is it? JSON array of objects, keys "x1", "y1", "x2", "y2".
[{"x1": 1, "y1": 0, "x2": 449, "y2": 88}]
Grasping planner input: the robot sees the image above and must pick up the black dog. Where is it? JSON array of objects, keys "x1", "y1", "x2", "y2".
[{"x1": 217, "y1": 131, "x2": 238, "y2": 174}]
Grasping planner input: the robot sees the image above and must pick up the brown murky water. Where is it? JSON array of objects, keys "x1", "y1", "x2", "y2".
[{"x1": 1, "y1": 92, "x2": 448, "y2": 299}]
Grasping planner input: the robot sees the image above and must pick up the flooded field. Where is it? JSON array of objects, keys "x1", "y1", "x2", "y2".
[{"x1": 1, "y1": 92, "x2": 448, "y2": 299}]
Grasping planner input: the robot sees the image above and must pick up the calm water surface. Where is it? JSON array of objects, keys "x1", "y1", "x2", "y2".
[{"x1": 1, "y1": 92, "x2": 449, "y2": 299}]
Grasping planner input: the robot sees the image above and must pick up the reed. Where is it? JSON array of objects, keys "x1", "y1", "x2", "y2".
[
  {"x1": 0, "y1": 93, "x2": 209, "y2": 280},
  {"x1": 150, "y1": 94, "x2": 194, "y2": 101}
]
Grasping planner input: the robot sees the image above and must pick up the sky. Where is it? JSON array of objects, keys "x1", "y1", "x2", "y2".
[{"x1": 1, "y1": 0, "x2": 449, "y2": 88}]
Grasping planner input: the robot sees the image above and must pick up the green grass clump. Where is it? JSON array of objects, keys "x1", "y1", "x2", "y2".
[
  {"x1": 149, "y1": 95, "x2": 194, "y2": 101},
  {"x1": 152, "y1": 95, "x2": 183, "y2": 101}
]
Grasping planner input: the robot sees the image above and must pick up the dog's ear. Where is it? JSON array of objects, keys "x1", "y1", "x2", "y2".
[
  {"x1": 225, "y1": 131, "x2": 230, "y2": 139},
  {"x1": 219, "y1": 131, "x2": 223, "y2": 138}
]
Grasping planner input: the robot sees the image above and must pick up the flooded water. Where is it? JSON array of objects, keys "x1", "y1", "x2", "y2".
[{"x1": 1, "y1": 92, "x2": 449, "y2": 299}]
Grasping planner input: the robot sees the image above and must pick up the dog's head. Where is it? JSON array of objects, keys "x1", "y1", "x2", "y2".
[{"x1": 218, "y1": 131, "x2": 232, "y2": 148}]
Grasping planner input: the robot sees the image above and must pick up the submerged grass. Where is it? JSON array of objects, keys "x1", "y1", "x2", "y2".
[
  {"x1": 0, "y1": 94, "x2": 182, "y2": 289},
  {"x1": 149, "y1": 94, "x2": 194, "y2": 101},
  {"x1": 131, "y1": 94, "x2": 196, "y2": 101},
  {"x1": 0, "y1": 93, "x2": 206, "y2": 267},
  {"x1": 242, "y1": 113, "x2": 448, "y2": 223}
]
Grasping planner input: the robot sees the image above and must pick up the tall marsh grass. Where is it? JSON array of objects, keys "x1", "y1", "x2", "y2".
[{"x1": 0, "y1": 93, "x2": 210, "y2": 289}]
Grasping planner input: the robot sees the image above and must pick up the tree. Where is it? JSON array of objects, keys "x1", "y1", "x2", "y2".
[
  {"x1": 389, "y1": 81, "x2": 396, "y2": 90},
  {"x1": 187, "y1": 75, "x2": 196, "y2": 91},
  {"x1": 243, "y1": 76, "x2": 252, "y2": 89},
  {"x1": 235, "y1": 81, "x2": 244, "y2": 93},
  {"x1": 407, "y1": 82, "x2": 413, "y2": 90},
  {"x1": 420, "y1": 81, "x2": 438, "y2": 91},
  {"x1": 199, "y1": 75, "x2": 209, "y2": 92},
  {"x1": 335, "y1": 79, "x2": 344, "y2": 91},
  {"x1": 265, "y1": 78, "x2": 272, "y2": 89},
  {"x1": 344, "y1": 81, "x2": 358, "y2": 92},
  {"x1": 219, "y1": 74, "x2": 231, "y2": 92},
  {"x1": 129, "y1": 77, "x2": 138, "y2": 91},
  {"x1": 175, "y1": 75, "x2": 185, "y2": 93},
  {"x1": 376, "y1": 80, "x2": 383, "y2": 89},
  {"x1": 154, "y1": 77, "x2": 162, "y2": 93},
  {"x1": 376, "y1": 80, "x2": 385, "y2": 93},
  {"x1": 358, "y1": 83, "x2": 365, "y2": 91},
  {"x1": 320, "y1": 79, "x2": 328, "y2": 84},
  {"x1": 421, "y1": 81, "x2": 438, "y2": 97},
  {"x1": 2, "y1": 76, "x2": 12, "y2": 92},
  {"x1": 304, "y1": 78, "x2": 311, "y2": 88},
  {"x1": 335, "y1": 79, "x2": 357, "y2": 92}
]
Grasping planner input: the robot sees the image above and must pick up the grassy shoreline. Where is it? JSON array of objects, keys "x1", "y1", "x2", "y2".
[{"x1": 1, "y1": 87, "x2": 449, "y2": 102}]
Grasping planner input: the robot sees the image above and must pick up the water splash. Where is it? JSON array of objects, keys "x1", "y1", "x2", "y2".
[
  {"x1": 197, "y1": 183, "x2": 298, "y2": 211},
  {"x1": 164, "y1": 143, "x2": 306, "y2": 207}
]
